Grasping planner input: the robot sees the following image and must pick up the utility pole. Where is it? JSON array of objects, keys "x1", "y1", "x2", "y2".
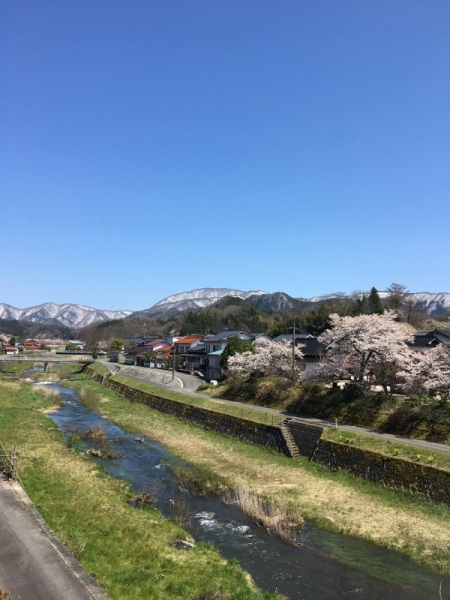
[
  {"x1": 292, "y1": 316, "x2": 296, "y2": 378},
  {"x1": 172, "y1": 341, "x2": 176, "y2": 381}
]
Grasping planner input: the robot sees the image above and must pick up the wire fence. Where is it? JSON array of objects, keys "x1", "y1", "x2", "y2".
[{"x1": 0, "y1": 439, "x2": 20, "y2": 483}]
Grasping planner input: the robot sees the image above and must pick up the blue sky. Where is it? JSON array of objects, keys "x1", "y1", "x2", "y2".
[{"x1": 2, "y1": 1, "x2": 449, "y2": 311}]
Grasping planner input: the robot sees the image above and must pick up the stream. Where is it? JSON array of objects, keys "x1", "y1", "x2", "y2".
[{"x1": 39, "y1": 381, "x2": 449, "y2": 599}]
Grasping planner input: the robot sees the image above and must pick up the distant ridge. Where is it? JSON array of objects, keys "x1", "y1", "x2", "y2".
[
  {"x1": 131, "y1": 288, "x2": 267, "y2": 319},
  {"x1": 301, "y1": 291, "x2": 450, "y2": 317},
  {"x1": 1, "y1": 289, "x2": 449, "y2": 330},
  {"x1": 0, "y1": 303, "x2": 132, "y2": 329}
]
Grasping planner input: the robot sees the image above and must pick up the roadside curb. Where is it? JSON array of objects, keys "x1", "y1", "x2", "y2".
[{"x1": 10, "y1": 480, "x2": 111, "y2": 600}]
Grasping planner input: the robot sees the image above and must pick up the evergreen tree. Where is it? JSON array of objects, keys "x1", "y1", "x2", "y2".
[
  {"x1": 368, "y1": 287, "x2": 385, "y2": 315},
  {"x1": 352, "y1": 295, "x2": 367, "y2": 316},
  {"x1": 220, "y1": 335, "x2": 254, "y2": 369}
]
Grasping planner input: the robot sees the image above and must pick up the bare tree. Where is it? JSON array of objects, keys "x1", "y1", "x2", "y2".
[
  {"x1": 386, "y1": 283, "x2": 409, "y2": 310},
  {"x1": 403, "y1": 297, "x2": 427, "y2": 327}
]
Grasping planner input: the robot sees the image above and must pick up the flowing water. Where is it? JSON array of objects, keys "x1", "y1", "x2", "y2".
[{"x1": 40, "y1": 382, "x2": 449, "y2": 599}]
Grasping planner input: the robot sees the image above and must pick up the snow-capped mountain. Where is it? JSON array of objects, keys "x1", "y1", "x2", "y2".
[
  {"x1": 301, "y1": 292, "x2": 450, "y2": 316},
  {"x1": 407, "y1": 292, "x2": 450, "y2": 316},
  {"x1": 132, "y1": 288, "x2": 267, "y2": 318},
  {"x1": 0, "y1": 303, "x2": 133, "y2": 329}
]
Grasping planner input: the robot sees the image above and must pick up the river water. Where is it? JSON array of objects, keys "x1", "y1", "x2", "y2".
[{"x1": 39, "y1": 382, "x2": 449, "y2": 600}]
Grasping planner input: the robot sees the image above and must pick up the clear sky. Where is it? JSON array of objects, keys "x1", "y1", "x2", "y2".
[{"x1": 2, "y1": 0, "x2": 449, "y2": 311}]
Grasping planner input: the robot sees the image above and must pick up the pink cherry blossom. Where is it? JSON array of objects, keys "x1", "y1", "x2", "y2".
[
  {"x1": 227, "y1": 337, "x2": 305, "y2": 381},
  {"x1": 305, "y1": 311, "x2": 415, "y2": 397}
]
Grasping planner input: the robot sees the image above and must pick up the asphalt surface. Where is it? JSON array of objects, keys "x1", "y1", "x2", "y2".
[
  {"x1": 101, "y1": 360, "x2": 450, "y2": 455},
  {"x1": 0, "y1": 478, "x2": 110, "y2": 600}
]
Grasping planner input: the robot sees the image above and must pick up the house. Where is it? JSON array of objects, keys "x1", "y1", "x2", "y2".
[
  {"x1": 124, "y1": 345, "x2": 145, "y2": 365},
  {"x1": 408, "y1": 329, "x2": 450, "y2": 352},
  {"x1": 173, "y1": 335, "x2": 206, "y2": 372},
  {"x1": 152, "y1": 343, "x2": 173, "y2": 368},
  {"x1": 204, "y1": 331, "x2": 256, "y2": 380},
  {"x1": 272, "y1": 333, "x2": 325, "y2": 372},
  {"x1": 1, "y1": 343, "x2": 18, "y2": 355},
  {"x1": 124, "y1": 335, "x2": 161, "y2": 346},
  {"x1": 24, "y1": 339, "x2": 41, "y2": 351}
]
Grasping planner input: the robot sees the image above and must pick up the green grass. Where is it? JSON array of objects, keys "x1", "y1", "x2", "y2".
[
  {"x1": 109, "y1": 374, "x2": 283, "y2": 426},
  {"x1": 0, "y1": 362, "x2": 32, "y2": 376},
  {"x1": 0, "y1": 379, "x2": 279, "y2": 600},
  {"x1": 87, "y1": 362, "x2": 109, "y2": 376},
  {"x1": 323, "y1": 427, "x2": 450, "y2": 472},
  {"x1": 63, "y1": 376, "x2": 450, "y2": 577}
]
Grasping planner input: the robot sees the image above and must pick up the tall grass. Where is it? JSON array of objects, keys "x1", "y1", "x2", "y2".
[
  {"x1": 229, "y1": 488, "x2": 305, "y2": 545},
  {"x1": 79, "y1": 388, "x2": 101, "y2": 411},
  {"x1": 32, "y1": 384, "x2": 62, "y2": 405},
  {"x1": 170, "y1": 462, "x2": 304, "y2": 545}
]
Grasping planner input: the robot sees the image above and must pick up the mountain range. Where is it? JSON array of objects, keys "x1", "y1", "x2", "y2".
[
  {"x1": 131, "y1": 288, "x2": 267, "y2": 319},
  {"x1": 0, "y1": 303, "x2": 132, "y2": 329},
  {"x1": 1, "y1": 288, "x2": 449, "y2": 329}
]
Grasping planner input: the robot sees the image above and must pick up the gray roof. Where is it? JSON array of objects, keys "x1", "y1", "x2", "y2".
[
  {"x1": 205, "y1": 330, "x2": 255, "y2": 342},
  {"x1": 409, "y1": 329, "x2": 450, "y2": 347},
  {"x1": 272, "y1": 333, "x2": 314, "y2": 343}
]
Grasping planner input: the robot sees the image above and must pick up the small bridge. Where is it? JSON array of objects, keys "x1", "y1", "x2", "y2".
[{"x1": 0, "y1": 354, "x2": 94, "y2": 372}]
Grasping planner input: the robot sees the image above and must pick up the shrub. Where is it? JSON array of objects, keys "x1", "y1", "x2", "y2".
[{"x1": 383, "y1": 405, "x2": 417, "y2": 433}]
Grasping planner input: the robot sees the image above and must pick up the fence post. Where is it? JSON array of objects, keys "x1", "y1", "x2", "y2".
[{"x1": 9, "y1": 443, "x2": 18, "y2": 480}]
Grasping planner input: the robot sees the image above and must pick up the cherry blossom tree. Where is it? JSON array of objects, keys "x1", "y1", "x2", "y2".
[
  {"x1": 399, "y1": 346, "x2": 450, "y2": 403},
  {"x1": 304, "y1": 311, "x2": 415, "y2": 397},
  {"x1": 227, "y1": 337, "x2": 305, "y2": 381}
]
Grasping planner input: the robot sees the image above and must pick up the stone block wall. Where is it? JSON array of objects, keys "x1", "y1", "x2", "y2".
[
  {"x1": 313, "y1": 439, "x2": 450, "y2": 505},
  {"x1": 85, "y1": 367, "x2": 450, "y2": 505},
  {"x1": 285, "y1": 419, "x2": 324, "y2": 457},
  {"x1": 105, "y1": 378, "x2": 290, "y2": 455}
]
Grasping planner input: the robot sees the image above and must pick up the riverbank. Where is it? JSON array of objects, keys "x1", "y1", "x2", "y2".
[
  {"x1": 199, "y1": 375, "x2": 450, "y2": 445},
  {"x1": 66, "y1": 373, "x2": 450, "y2": 576},
  {"x1": 0, "y1": 377, "x2": 279, "y2": 600}
]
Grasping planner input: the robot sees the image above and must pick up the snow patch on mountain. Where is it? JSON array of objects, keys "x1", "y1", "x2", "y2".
[
  {"x1": 133, "y1": 288, "x2": 267, "y2": 318},
  {"x1": 301, "y1": 291, "x2": 450, "y2": 316},
  {"x1": 0, "y1": 303, "x2": 132, "y2": 329}
]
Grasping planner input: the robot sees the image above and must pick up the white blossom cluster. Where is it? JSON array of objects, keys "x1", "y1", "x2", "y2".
[
  {"x1": 227, "y1": 312, "x2": 450, "y2": 401},
  {"x1": 227, "y1": 338, "x2": 305, "y2": 380},
  {"x1": 399, "y1": 345, "x2": 450, "y2": 402}
]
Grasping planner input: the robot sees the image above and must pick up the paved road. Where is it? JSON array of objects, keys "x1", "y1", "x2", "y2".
[
  {"x1": 99, "y1": 360, "x2": 450, "y2": 455},
  {"x1": 0, "y1": 478, "x2": 110, "y2": 600}
]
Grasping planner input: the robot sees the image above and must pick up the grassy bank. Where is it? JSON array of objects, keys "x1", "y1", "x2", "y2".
[
  {"x1": 200, "y1": 375, "x2": 450, "y2": 445},
  {"x1": 110, "y1": 374, "x2": 282, "y2": 426},
  {"x1": 0, "y1": 378, "x2": 278, "y2": 600},
  {"x1": 66, "y1": 375, "x2": 450, "y2": 576},
  {"x1": 323, "y1": 427, "x2": 450, "y2": 472}
]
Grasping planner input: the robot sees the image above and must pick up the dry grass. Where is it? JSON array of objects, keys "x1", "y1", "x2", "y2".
[
  {"x1": 229, "y1": 488, "x2": 304, "y2": 545},
  {"x1": 0, "y1": 590, "x2": 21, "y2": 600},
  {"x1": 32, "y1": 384, "x2": 62, "y2": 405},
  {"x1": 0, "y1": 381, "x2": 21, "y2": 391},
  {"x1": 102, "y1": 398, "x2": 450, "y2": 574}
]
